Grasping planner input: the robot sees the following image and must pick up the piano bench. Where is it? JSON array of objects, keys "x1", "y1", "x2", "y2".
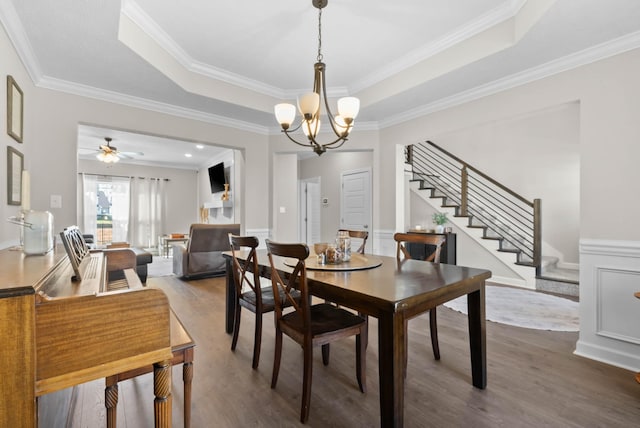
[
  {"x1": 105, "y1": 310, "x2": 195, "y2": 428},
  {"x1": 107, "y1": 247, "x2": 153, "y2": 283}
]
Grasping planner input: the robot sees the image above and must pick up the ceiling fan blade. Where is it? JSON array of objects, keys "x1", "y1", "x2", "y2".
[{"x1": 79, "y1": 147, "x2": 99, "y2": 153}]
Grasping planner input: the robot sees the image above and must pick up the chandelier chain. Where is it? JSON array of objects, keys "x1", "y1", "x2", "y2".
[
  {"x1": 274, "y1": 0, "x2": 359, "y2": 156},
  {"x1": 317, "y1": 7, "x2": 323, "y2": 62}
]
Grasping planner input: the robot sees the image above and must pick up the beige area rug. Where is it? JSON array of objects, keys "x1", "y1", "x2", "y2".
[{"x1": 443, "y1": 285, "x2": 579, "y2": 332}]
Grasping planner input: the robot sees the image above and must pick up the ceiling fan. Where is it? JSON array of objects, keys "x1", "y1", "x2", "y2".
[{"x1": 84, "y1": 137, "x2": 144, "y2": 163}]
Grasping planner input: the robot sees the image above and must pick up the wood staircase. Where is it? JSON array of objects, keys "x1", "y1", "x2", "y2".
[{"x1": 407, "y1": 141, "x2": 543, "y2": 289}]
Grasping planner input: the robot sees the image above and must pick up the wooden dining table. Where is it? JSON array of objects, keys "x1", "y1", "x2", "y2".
[{"x1": 223, "y1": 251, "x2": 492, "y2": 427}]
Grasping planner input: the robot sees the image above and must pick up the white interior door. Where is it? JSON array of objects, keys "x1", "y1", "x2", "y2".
[
  {"x1": 299, "y1": 178, "x2": 321, "y2": 245},
  {"x1": 341, "y1": 168, "x2": 372, "y2": 233}
]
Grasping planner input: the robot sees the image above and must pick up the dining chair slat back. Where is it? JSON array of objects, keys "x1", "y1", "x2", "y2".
[
  {"x1": 393, "y1": 232, "x2": 446, "y2": 373},
  {"x1": 394, "y1": 232, "x2": 445, "y2": 263},
  {"x1": 228, "y1": 234, "x2": 276, "y2": 369},
  {"x1": 265, "y1": 239, "x2": 367, "y2": 423},
  {"x1": 338, "y1": 229, "x2": 369, "y2": 254}
]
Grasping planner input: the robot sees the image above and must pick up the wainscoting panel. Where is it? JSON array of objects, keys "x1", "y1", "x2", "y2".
[
  {"x1": 373, "y1": 229, "x2": 395, "y2": 257},
  {"x1": 576, "y1": 239, "x2": 640, "y2": 371},
  {"x1": 596, "y1": 267, "x2": 640, "y2": 344},
  {"x1": 245, "y1": 228, "x2": 270, "y2": 249}
]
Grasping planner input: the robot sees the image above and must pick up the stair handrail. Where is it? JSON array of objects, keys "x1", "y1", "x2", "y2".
[
  {"x1": 407, "y1": 141, "x2": 541, "y2": 271},
  {"x1": 422, "y1": 141, "x2": 533, "y2": 207}
]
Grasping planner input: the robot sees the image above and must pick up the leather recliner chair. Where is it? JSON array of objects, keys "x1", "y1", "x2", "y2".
[{"x1": 173, "y1": 223, "x2": 241, "y2": 279}]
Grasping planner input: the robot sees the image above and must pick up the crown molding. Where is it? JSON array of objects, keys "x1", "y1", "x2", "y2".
[
  {"x1": 0, "y1": 0, "x2": 43, "y2": 83},
  {"x1": 37, "y1": 76, "x2": 270, "y2": 135},
  {"x1": 380, "y1": 30, "x2": 640, "y2": 129},
  {"x1": 5, "y1": 1, "x2": 640, "y2": 139},
  {"x1": 350, "y1": 0, "x2": 528, "y2": 94},
  {"x1": 121, "y1": 0, "x2": 285, "y2": 99},
  {"x1": 122, "y1": 0, "x2": 530, "y2": 99}
]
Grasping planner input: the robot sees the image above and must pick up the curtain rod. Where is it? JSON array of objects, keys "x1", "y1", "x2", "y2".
[{"x1": 78, "y1": 172, "x2": 170, "y2": 181}]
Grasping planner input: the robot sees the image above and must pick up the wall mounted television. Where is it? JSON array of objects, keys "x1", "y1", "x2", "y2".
[{"x1": 208, "y1": 162, "x2": 227, "y2": 193}]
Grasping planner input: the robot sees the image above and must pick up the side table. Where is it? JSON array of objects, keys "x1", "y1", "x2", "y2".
[{"x1": 159, "y1": 235, "x2": 189, "y2": 258}]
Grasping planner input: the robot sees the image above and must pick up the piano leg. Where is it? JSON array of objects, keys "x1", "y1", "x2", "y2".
[
  {"x1": 153, "y1": 359, "x2": 172, "y2": 428},
  {"x1": 183, "y1": 359, "x2": 194, "y2": 428},
  {"x1": 105, "y1": 380, "x2": 118, "y2": 428}
]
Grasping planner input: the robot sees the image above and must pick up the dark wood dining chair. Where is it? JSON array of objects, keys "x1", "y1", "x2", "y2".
[
  {"x1": 394, "y1": 232, "x2": 446, "y2": 372},
  {"x1": 228, "y1": 234, "x2": 289, "y2": 369},
  {"x1": 337, "y1": 229, "x2": 370, "y2": 348},
  {"x1": 265, "y1": 239, "x2": 367, "y2": 423},
  {"x1": 338, "y1": 229, "x2": 369, "y2": 254}
]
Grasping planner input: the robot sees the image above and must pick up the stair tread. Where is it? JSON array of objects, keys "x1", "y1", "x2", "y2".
[{"x1": 410, "y1": 150, "x2": 542, "y2": 281}]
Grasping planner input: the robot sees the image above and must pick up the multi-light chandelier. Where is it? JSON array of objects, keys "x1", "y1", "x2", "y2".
[{"x1": 274, "y1": 0, "x2": 360, "y2": 156}]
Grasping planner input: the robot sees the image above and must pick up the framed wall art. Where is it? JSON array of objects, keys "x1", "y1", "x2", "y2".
[
  {"x1": 7, "y1": 146, "x2": 23, "y2": 205},
  {"x1": 7, "y1": 75, "x2": 23, "y2": 143}
]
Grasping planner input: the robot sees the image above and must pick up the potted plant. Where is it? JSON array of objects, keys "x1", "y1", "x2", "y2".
[{"x1": 432, "y1": 212, "x2": 448, "y2": 233}]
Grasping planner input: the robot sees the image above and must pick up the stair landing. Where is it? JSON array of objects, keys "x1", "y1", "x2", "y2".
[{"x1": 537, "y1": 265, "x2": 579, "y2": 297}]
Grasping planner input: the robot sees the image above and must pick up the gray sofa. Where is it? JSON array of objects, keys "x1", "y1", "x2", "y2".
[{"x1": 173, "y1": 223, "x2": 240, "y2": 279}]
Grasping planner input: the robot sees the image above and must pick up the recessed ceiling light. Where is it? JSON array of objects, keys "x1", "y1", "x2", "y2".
[
  {"x1": 185, "y1": 153, "x2": 192, "y2": 158},
  {"x1": 196, "y1": 144, "x2": 204, "y2": 149}
]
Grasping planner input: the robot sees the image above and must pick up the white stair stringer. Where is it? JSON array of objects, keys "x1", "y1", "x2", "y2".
[{"x1": 409, "y1": 184, "x2": 537, "y2": 289}]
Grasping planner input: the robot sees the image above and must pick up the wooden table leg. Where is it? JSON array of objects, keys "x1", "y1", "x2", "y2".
[
  {"x1": 105, "y1": 376, "x2": 119, "y2": 428},
  {"x1": 183, "y1": 351, "x2": 194, "y2": 428},
  {"x1": 467, "y1": 285, "x2": 487, "y2": 389},
  {"x1": 153, "y1": 360, "x2": 172, "y2": 428},
  {"x1": 378, "y1": 311, "x2": 405, "y2": 427}
]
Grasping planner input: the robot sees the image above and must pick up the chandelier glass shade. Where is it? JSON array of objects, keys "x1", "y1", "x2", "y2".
[{"x1": 274, "y1": 0, "x2": 359, "y2": 156}]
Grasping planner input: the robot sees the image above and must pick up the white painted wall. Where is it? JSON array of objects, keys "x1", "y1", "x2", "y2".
[
  {"x1": 429, "y1": 102, "x2": 580, "y2": 265},
  {"x1": 299, "y1": 151, "x2": 373, "y2": 243},
  {"x1": 0, "y1": 21, "x2": 269, "y2": 249},
  {"x1": 272, "y1": 153, "x2": 298, "y2": 242},
  {"x1": 198, "y1": 149, "x2": 237, "y2": 224},
  {"x1": 3, "y1": 15, "x2": 640, "y2": 372},
  {"x1": 0, "y1": 23, "x2": 32, "y2": 248},
  {"x1": 380, "y1": 48, "x2": 640, "y2": 372},
  {"x1": 268, "y1": 129, "x2": 381, "y2": 246}
]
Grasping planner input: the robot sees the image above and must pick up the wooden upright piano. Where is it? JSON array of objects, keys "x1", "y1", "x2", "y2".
[{"x1": 0, "y1": 241, "x2": 174, "y2": 427}]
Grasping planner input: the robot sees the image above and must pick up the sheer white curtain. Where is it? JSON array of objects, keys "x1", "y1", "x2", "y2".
[
  {"x1": 81, "y1": 174, "x2": 98, "y2": 238},
  {"x1": 129, "y1": 178, "x2": 166, "y2": 248},
  {"x1": 110, "y1": 177, "x2": 130, "y2": 243}
]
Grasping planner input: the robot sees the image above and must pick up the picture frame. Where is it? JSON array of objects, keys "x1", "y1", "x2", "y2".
[
  {"x1": 7, "y1": 75, "x2": 23, "y2": 143},
  {"x1": 7, "y1": 146, "x2": 23, "y2": 206}
]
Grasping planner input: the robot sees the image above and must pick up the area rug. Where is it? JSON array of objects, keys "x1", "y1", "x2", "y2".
[
  {"x1": 147, "y1": 256, "x2": 175, "y2": 278},
  {"x1": 443, "y1": 285, "x2": 579, "y2": 331}
]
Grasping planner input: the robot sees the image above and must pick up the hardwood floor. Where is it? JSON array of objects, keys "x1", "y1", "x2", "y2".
[{"x1": 43, "y1": 275, "x2": 640, "y2": 427}]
